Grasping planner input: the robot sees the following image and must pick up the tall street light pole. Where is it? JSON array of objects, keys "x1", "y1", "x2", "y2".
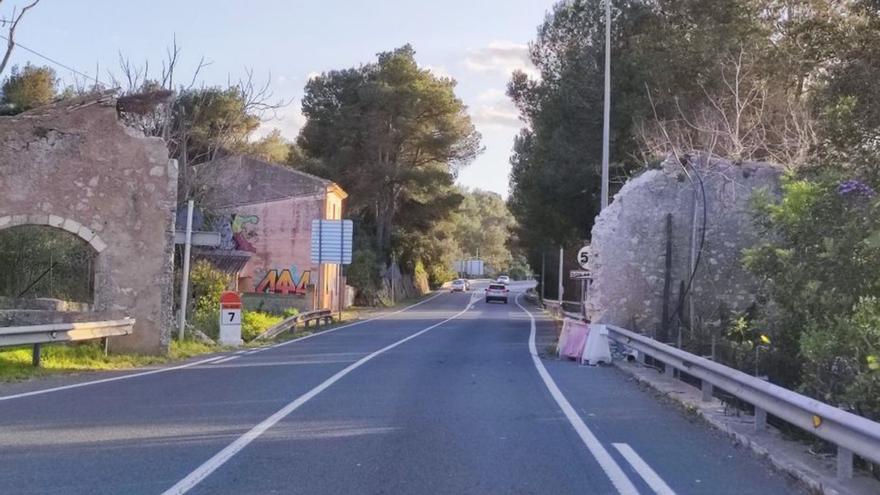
[{"x1": 600, "y1": 0, "x2": 612, "y2": 211}]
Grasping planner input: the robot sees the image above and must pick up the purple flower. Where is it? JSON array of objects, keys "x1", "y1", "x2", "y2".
[{"x1": 837, "y1": 180, "x2": 876, "y2": 198}]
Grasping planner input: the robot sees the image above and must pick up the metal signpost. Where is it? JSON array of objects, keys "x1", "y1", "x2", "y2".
[
  {"x1": 311, "y1": 220, "x2": 353, "y2": 318},
  {"x1": 575, "y1": 245, "x2": 592, "y2": 320},
  {"x1": 173, "y1": 200, "x2": 221, "y2": 341}
]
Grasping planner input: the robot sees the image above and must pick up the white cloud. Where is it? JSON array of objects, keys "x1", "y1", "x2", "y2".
[
  {"x1": 253, "y1": 103, "x2": 307, "y2": 140},
  {"x1": 464, "y1": 41, "x2": 538, "y2": 79},
  {"x1": 470, "y1": 89, "x2": 520, "y2": 129}
]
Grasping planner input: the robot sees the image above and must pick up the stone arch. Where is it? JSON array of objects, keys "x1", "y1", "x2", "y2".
[
  {"x1": 0, "y1": 97, "x2": 177, "y2": 354},
  {"x1": 0, "y1": 214, "x2": 107, "y2": 253}
]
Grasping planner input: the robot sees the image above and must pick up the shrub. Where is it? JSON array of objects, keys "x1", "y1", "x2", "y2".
[
  {"x1": 190, "y1": 260, "x2": 231, "y2": 339},
  {"x1": 241, "y1": 310, "x2": 283, "y2": 341},
  {"x1": 800, "y1": 297, "x2": 880, "y2": 420}
]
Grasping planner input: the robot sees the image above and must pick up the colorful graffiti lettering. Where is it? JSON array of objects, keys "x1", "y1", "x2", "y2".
[{"x1": 255, "y1": 266, "x2": 311, "y2": 295}]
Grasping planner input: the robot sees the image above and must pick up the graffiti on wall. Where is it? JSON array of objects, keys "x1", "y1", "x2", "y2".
[
  {"x1": 215, "y1": 214, "x2": 259, "y2": 252},
  {"x1": 254, "y1": 266, "x2": 311, "y2": 295}
]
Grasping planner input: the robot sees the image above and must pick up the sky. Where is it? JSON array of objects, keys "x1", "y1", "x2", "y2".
[{"x1": 3, "y1": 0, "x2": 555, "y2": 198}]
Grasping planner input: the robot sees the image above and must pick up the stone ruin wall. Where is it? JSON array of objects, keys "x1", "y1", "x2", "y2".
[
  {"x1": 586, "y1": 157, "x2": 782, "y2": 336},
  {"x1": 0, "y1": 96, "x2": 178, "y2": 354}
]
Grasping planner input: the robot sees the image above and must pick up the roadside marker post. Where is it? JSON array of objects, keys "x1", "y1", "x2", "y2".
[{"x1": 218, "y1": 291, "x2": 242, "y2": 346}]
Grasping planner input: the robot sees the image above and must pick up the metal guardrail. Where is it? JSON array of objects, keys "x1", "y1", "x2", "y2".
[
  {"x1": 606, "y1": 324, "x2": 880, "y2": 479},
  {"x1": 254, "y1": 309, "x2": 333, "y2": 341},
  {"x1": 0, "y1": 318, "x2": 135, "y2": 367}
]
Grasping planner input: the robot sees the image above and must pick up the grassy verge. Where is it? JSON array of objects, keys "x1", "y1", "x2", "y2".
[{"x1": 0, "y1": 339, "x2": 220, "y2": 383}]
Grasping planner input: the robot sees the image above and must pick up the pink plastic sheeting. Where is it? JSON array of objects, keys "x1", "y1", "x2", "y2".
[{"x1": 559, "y1": 318, "x2": 590, "y2": 361}]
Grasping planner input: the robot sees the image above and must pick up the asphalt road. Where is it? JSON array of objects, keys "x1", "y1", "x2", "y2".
[{"x1": 0, "y1": 282, "x2": 801, "y2": 494}]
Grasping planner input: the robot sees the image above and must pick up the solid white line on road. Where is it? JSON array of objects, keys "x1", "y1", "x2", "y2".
[
  {"x1": 515, "y1": 294, "x2": 640, "y2": 495},
  {"x1": 161, "y1": 298, "x2": 472, "y2": 495},
  {"x1": 613, "y1": 443, "x2": 677, "y2": 495},
  {"x1": 0, "y1": 292, "x2": 449, "y2": 402},
  {"x1": 0, "y1": 355, "x2": 226, "y2": 402},
  {"x1": 211, "y1": 356, "x2": 241, "y2": 365},
  {"x1": 265, "y1": 291, "x2": 446, "y2": 351}
]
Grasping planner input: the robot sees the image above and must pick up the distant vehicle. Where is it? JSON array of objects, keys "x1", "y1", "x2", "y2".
[
  {"x1": 450, "y1": 279, "x2": 467, "y2": 292},
  {"x1": 485, "y1": 283, "x2": 509, "y2": 304},
  {"x1": 464, "y1": 279, "x2": 472, "y2": 290},
  {"x1": 496, "y1": 275, "x2": 511, "y2": 284}
]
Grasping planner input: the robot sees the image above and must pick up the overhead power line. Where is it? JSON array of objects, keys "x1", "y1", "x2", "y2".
[{"x1": 0, "y1": 34, "x2": 110, "y2": 87}]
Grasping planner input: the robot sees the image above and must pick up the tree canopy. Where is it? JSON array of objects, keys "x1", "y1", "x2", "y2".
[
  {"x1": 296, "y1": 45, "x2": 482, "y2": 261},
  {"x1": 0, "y1": 64, "x2": 58, "y2": 114}
]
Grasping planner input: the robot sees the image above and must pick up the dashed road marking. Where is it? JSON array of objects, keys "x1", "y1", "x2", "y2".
[
  {"x1": 515, "y1": 293, "x2": 639, "y2": 495},
  {"x1": 613, "y1": 443, "x2": 676, "y2": 495}
]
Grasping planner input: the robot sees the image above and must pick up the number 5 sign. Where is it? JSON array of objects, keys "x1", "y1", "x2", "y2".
[
  {"x1": 219, "y1": 291, "x2": 243, "y2": 345},
  {"x1": 577, "y1": 245, "x2": 591, "y2": 269}
]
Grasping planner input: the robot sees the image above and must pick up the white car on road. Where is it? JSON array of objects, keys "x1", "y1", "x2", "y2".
[
  {"x1": 485, "y1": 283, "x2": 509, "y2": 304},
  {"x1": 496, "y1": 275, "x2": 511, "y2": 285}
]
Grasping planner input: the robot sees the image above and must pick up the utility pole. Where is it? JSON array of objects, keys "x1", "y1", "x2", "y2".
[
  {"x1": 540, "y1": 250, "x2": 546, "y2": 301},
  {"x1": 600, "y1": 0, "x2": 612, "y2": 211},
  {"x1": 178, "y1": 200, "x2": 194, "y2": 340},
  {"x1": 557, "y1": 246, "x2": 564, "y2": 306}
]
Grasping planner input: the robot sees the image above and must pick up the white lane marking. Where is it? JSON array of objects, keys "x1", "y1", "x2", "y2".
[
  {"x1": 0, "y1": 293, "x2": 449, "y2": 401},
  {"x1": 515, "y1": 294, "x2": 639, "y2": 495},
  {"x1": 265, "y1": 291, "x2": 446, "y2": 351},
  {"x1": 0, "y1": 356, "x2": 225, "y2": 402},
  {"x1": 613, "y1": 443, "x2": 676, "y2": 495},
  {"x1": 211, "y1": 356, "x2": 241, "y2": 365},
  {"x1": 161, "y1": 299, "x2": 472, "y2": 495}
]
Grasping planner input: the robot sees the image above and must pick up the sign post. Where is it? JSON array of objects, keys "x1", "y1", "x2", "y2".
[
  {"x1": 173, "y1": 201, "x2": 220, "y2": 341},
  {"x1": 311, "y1": 220, "x2": 353, "y2": 312},
  {"x1": 218, "y1": 291, "x2": 242, "y2": 346},
  {"x1": 576, "y1": 244, "x2": 591, "y2": 320}
]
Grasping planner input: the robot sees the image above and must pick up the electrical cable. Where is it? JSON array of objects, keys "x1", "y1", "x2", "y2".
[{"x1": 0, "y1": 34, "x2": 110, "y2": 87}]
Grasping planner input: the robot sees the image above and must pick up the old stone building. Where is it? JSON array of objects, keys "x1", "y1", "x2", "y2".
[
  {"x1": 192, "y1": 155, "x2": 348, "y2": 312},
  {"x1": 0, "y1": 93, "x2": 178, "y2": 354}
]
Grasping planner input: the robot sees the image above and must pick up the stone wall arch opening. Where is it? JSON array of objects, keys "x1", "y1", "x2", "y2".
[{"x1": 0, "y1": 219, "x2": 102, "y2": 309}]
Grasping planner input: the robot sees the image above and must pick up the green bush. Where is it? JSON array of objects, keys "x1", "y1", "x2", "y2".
[
  {"x1": 800, "y1": 297, "x2": 880, "y2": 420},
  {"x1": 281, "y1": 307, "x2": 300, "y2": 319},
  {"x1": 744, "y1": 172, "x2": 880, "y2": 417},
  {"x1": 241, "y1": 310, "x2": 283, "y2": 341},
  {"x1": 190, "y1": 260, "x2": 231, "y2": 339}
]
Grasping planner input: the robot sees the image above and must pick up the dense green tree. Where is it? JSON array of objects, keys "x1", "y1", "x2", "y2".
[
  {"x1": 451, "y1": 189, "x2": 516, "y2": 274},
  {"x1": 246, "y1": 129, "x2": 290, "y2": 163},
  {"x1": 296, "y1": 45, "x2": 482, "y2": 261},
  {"x1": 507, "y1": 0, "x2": 765, "y2": 263},
  {"x1": 0, "y1": 64, "x2": 58, "y2": 114}
]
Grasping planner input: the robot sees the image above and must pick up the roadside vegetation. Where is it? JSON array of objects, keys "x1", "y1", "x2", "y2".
[
  {"x1": 0, "y1": 339, "x2": 216, "y2": 383},
  {"x1": 507, "y1": 0, "x2": 880, "y2": 424}
]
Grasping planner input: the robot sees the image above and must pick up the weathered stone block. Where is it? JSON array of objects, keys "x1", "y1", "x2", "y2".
[
  {"x1": 77, "y1": 225, "x2": 97, "y2": 242},
  {"x1": 89, "y1": 236, "x2": 108, "y2": 253},
  {"x1": 47, "y1": 214, "x2": 64, "y2": 228},
  {"x1": 61, "y1": 218, "x2": 82, "y2": 234}
]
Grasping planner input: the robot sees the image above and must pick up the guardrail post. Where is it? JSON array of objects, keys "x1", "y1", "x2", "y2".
[
  {"x1": 701, "y1": 380, "x2": 713, "y2": 402},
  {"x1": 32, "y1": 343, "x2": 41, "y2": 367},
  {"x1": 754, "y1": 406, "x2": 767, "y2": 431},
  {"x1": 837, "y1": 446, "x2": 853, "y2": 479},
  {"x1": 663, "y1": 363, "x2": 674, "y2": 377}
]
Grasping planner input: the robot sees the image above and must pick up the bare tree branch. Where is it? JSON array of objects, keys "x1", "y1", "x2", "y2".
[{"x1": 0, "y1": 0, "x2": 40, "y2": 76}]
